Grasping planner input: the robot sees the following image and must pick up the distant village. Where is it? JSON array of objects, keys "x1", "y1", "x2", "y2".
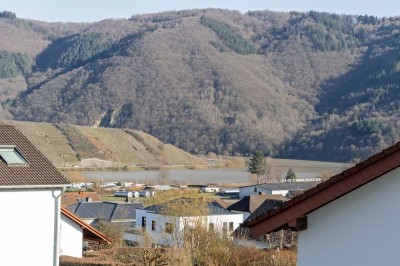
[{"x1": 2, "y1": 122, "x2": 399, "y2": 266}]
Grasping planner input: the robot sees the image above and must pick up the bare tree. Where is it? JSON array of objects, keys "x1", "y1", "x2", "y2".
[
  {"x1": 96, "y1": 219, "x2": 127, "y2": 248},
  {"x1": 157, "y1": 165, "x2": 170, "y2": 185}
]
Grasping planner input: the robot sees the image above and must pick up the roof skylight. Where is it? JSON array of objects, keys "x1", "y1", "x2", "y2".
[{"x1": 0, "y1": 146, "x2": 28, "y2": 165}]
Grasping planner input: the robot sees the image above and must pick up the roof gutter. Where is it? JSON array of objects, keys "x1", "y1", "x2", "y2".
[
  {"x1": 0, "y1": 184, "x2": 70, "y2": 189},
  {"x1": 53, "y1": 188, "x2": 64, "y2": 266}
]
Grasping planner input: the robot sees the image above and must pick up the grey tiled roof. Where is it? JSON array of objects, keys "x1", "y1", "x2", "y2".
[
  {"x1": 113, "y1": 204, "x2": 140, "y2": 220},
  {"x1": 145, "y1": 198, "x2": 236, "y2": 216},
  {"x1": 0, "y1": 124, "x2": 69, "y2": 187},
  {"x1": 208, "y1": 201, "x2": 236, "y2": 215},
  {"x1": 67, "y1": 202, "x2": 144, "y2": 221}
]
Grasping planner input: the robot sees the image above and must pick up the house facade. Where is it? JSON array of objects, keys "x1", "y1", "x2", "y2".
[
  {"x1": 0, "y1": 124, "x2": 70, "y2": 266},
  {"x1": 243, "y1": 143, "x2": 400, "y2": 266},
  {"x1": 126, "y1": 198, "x2": 243, "y2": 246}
]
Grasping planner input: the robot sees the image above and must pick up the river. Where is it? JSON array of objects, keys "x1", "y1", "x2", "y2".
[
  {"x1": 83, "y1": 168, "x2": 250, "y2": 185},
  {"x1": 82, "y1": 168, "x2": 326, "y2": 185}
]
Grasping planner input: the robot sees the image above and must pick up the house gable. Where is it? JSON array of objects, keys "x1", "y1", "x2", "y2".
[
  {"x1": 0, "y1": 123, "x2": 71, "y2": 266},
  {"x1": 61, "y1": 207, "x2": 112, "y2": 244},
  {"x1": 297, "y1": 166, "x2": 400, "y2": 266},
  {"x1": 244, "y1": 142, "x2": 400, "y2": 238}
]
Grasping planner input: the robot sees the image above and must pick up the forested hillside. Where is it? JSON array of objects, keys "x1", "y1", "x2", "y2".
[{"x1": 0, "y1": 9, "x2": 399, "y2": 161}]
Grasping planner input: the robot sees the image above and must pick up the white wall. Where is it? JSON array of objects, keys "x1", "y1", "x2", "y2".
[
  {"x1": 239, "y1": 186, "x2": 271, "y2": 199},
  {"x1": 60, "y1": 214, "x2": 83, "y2": 258},
  {"x1": 0, "y1": 189, "x2": 61, "y2": 266},
  {"x1": 132, "y1": 209, "x2": 243, "y2": 246},
  {"x1": 231, "y1": 210, "x2": 251, "y2": 220},
  {"x1": 298, "y1": 167, "x2": 400, "y2": 266},
  {"x1": 271, "y1": 190, "x2": 289, "y2": 196},
  {"x1": 201, "y1": 187, "x2": 220, "y2": 193}
]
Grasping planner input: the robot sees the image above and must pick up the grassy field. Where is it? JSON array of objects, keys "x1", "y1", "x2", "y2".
[{"x1": 99, "y1": 189, "x2": 218, "y2": 207}]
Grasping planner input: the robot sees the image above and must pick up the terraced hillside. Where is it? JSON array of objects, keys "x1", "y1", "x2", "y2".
[{"x1": 11, "y1": 121, "x2": 209, "y2": 168}]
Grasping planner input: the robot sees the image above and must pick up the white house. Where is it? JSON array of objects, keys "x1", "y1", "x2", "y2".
[
  {"x1": 238, "y1": 181, "x2": 320, "y2": 199},
  {"x1": 201, "y1": 186, "x2": 220, "y2": 193},
  {"x1": 126, "y1": 198, "x2": 243, "y2": 247},
  {"x1": 60, "y1": 207, "x2": 112, "y2": 258},
  {"x1": 0, "y1": 124, "x2": 70, "y2": 266},
  {"x1": 243, "y1": 143, "x2": 400, "y2": 266}
]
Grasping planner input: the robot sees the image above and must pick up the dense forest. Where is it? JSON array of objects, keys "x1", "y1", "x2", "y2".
[{"x1": 0, "y1": 9, "x2": 399, "y2": 162}]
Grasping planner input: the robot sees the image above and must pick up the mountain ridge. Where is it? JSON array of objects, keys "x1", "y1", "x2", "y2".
[{"x1": 0, "y1": 9, "x2": 399, "y2": 161}]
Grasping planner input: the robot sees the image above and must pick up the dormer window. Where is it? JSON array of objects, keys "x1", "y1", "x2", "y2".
[{"x1": 0, "y1": 146, "x2": 28, "y2": 165}]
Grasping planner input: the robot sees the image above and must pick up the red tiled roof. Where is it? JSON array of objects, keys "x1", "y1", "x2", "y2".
[
  {"x1": 0, "y1": 124, "x2": 69, "y2": 187},
  {"x1": 244, "y1": 142, "x2": 400, "y2": 238},
  {"x1": 61, "y1": 207, "x2": 112, "y2": 244},
  {"x1": 62, "y1": 192, "x2": 102, "y2": 206}
]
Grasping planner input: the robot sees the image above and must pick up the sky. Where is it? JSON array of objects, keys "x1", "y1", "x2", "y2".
[{"x1": 0, "y1": 0, "x2": 399, "y2": 23}]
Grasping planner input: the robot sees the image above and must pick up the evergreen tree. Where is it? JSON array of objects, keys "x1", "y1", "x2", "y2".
[
  {"x1": 285, "y1": 168, "x2": 296, "y2": 181},
  {"x1": 247, "y1": 150, "x2": 268, "y2": 184}
]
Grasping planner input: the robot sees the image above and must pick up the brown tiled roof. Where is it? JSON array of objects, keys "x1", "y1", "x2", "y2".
[
  {"x1": 228, "y1": 195, "x2": 288, "y2": 213},
  {"x1": 245, "y1": 199, "x2": 287, "y2": 222},
  {"x1": 244, "y1": 142, "x2": 400, "y2": 238},
  {"x1": 212, "y1": 198, "x2": 231, "y2": 209},
  {"x1": 61, "y1": 207, "x2": 112, "y2": 244},
  {"x1": 62, "y1": 191, "x2": 102, "y2": 206},
  {"x1": 0, "y1": 124, "x2": 69, "y2": 187}
]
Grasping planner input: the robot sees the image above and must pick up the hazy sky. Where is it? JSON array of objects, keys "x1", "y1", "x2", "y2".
[{"x1": 1, "y1": 0, "x2": 399, "y2": 22}]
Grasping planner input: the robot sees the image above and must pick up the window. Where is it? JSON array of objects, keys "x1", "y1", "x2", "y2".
[
  {"x1": 209, "y1": 223, "x2": 214, "y2": 232},
  {"x1": 142, "y1": 217, "x2": 146, "y2": 228},
  {"x1": 165, "y1": 223, "x2": 174, "y2": 234},
  {"x1": 229, "y1": 222, "x2": 234, "y2": 231},
  {"x1": 0, "y1": 146, "x2": 28, "y2": 165},
  {"x1": 152, "y1": 221, "x2": 156, "y2": 231},
  {"x1": 222, "y1": 222, "x2": 227, "y2": 235}
]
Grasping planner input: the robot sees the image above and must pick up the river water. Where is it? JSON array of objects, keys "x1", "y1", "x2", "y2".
[
  {"x1": 82, "y1": 168, "x2": 326, "y2": 185},
  {"x1": 83, "y1": 168, "x2": 250, "y2": 185}
]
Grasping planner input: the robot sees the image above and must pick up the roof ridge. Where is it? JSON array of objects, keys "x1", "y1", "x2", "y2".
[{"x1": 110, "y1": 203, "x2": 119, "y2": 220}]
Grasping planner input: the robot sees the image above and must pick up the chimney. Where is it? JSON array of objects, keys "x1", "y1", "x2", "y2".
[{"x1": 86, "y1": 197, "x2": 92, "y2": 202}]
